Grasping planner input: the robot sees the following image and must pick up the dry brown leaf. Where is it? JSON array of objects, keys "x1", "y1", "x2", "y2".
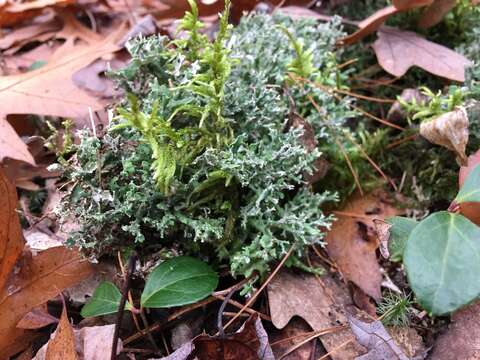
[
  {"x1": 0, "y1": 167, "x2": 25, "y2": 292},
  {"x1": 347, "y1": 315, "x2": 409, "y2": 360},
  {"x1": 417, "y1": 0, "x2": 456, "y2": 28},
  {"x1": 0, "y1": 118, "x2": 35, "y2": 165},
  {"x1": 372, "y1": 28, "x2": 473, "y2": 82},
  {"x1": 17, "y1": 305, "x2": 58, "y2": 330},
  {"x1": 268, "y1": 269, "x2": 365, "y2": 360},
  {"x1": 0, "y1": 246, "x2": 93, "y2": 358},
  {"x1": 326, "y1": 191, "x2": 401, "y2": 300},
  {"x1": 339, "y1": 6, "x2": 399, "y2": 46},
  {"x1": 269, "y1": 318, "x2": 316, "y2": 360},
  {"x1": 419, "y1": 107, "x2": 469, "y2": 165},
  {"x1": 45, "y1": 305, "x2": 78, "y2": 360},
  {"x1": 338, "y1": 0, "x2": 433, "y2": 46},
  {"x1": 429, "y1": 300, "x2": 480, "y2": 359},
  {"x1": 0, "y1": 24, "x2": 126, "y2": 120},
  {"x1": 0, "y1": 20, "x2": 60, "y2": 50},
  {"x1": 0, "y1": 0, "x2": 73, "y2": 27}
]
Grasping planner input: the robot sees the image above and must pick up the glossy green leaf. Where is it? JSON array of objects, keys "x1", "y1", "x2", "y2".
[
  {"x1": 81, "y1": 281, "x2": 132, "y2": 318},
  {"x1": 141, "y1": 256, "x2": 218, "y2": 308},
  {"x1": 386, "y1": 216, "x2": 418, "y2": 262},
  {"x1": 404, "y1": 212, "x2": 480, "y2": 315},
  {"x1": 455, "y1": 164, "x2": 480, "y2": 204}
]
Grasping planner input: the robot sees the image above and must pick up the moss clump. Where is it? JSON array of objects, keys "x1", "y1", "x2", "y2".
[{"x1": 58, "y1": 5, "x2": 355, "y2": 278}]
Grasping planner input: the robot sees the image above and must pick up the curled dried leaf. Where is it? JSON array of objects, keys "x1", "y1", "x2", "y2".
[{"x1": 419, "y1": 107, "x2": 469, "y2": 166}]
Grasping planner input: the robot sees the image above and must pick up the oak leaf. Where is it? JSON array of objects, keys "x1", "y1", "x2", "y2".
[
  {"x1": 0, "y1": 118, "x2": 35, "y2": 165},
  {"x1": 338, "y1": 0, "x2": 432, "y2": 46},
  {"x1": 372, "y1": 28, "x2": 472, "y2": 81},
  {"x1": 0, "y1": 24, "x2": 125, "y2": 120},
  {"x1": 326, "y1": 191, "x2": 401, "y2": 300},
  {"x1": 0, "y1": 167, "x2": 25, "y2": 292},
  {"x1": 0, "y1": 0, "x2": 73, "y2": 27},
  {"x1": 0, "y1": 246, "x2": 93, "y2": 358},
  {"x1": 45, "y1": 305, "x2": 78, "y2": 360}
]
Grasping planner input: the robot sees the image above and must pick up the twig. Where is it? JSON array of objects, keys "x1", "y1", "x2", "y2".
[
  {"x1": 220, "y1": 245, "x2": 295, "y2": 333},
  {"x1": 217, "y1": 287, "x2": 237, "y2": 338},
  {"x1": 139, "y1": 309, "x2": 160, "y2": 354},
  {"x1": 111, "y1": 252, "x2": 137, "y2": 360}
]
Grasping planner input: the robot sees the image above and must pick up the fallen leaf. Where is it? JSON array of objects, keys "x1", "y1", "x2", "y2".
[
  {"x1": 268, "y1": 269, "x2": 365, "y2": 359},
  {"x1": 0, "y1": 246, "x2": 93, "y2": 358},
  {"x1": 45, "y1": 304, "x2": 78, "y2": 360},
  {"x1": 419, "y1": 107, "x2": 469, "y2": 165},
  {"x1": 0, "y1": 24, "x2": 126, "y2": 120},
  {"x1": 388, "y1": 327, "x2": 425, "y2": 359},
  {"x1": 0, "y1": 167, "x2": 25, "y2": 292},
  {"x1": 372, "y1": 28, "x2": 473, "y2": 82},
  {"x1": 326, "y1": 190, "x2": 401, "y2": 300},
  {"x1": 0, "y1": 0, "x2": 73, "y2": 27},
  {"x1": 0, "y1": 118, "x2": 35, "y2": 165},
  {"x1": 269, "y1": 318, "x2": 315, "y2": 360},
  {"x1": 34, "y1": 324, "x2": 121, "y2": 360},
  {"x1": 429, "y1": 300, "x2": 480, "y2": 360},
  {"x1": 153, "y1": 315, "x2": 274, "y2": 360},
  {"x1": 347, "y1": 315, "x2": 409, "y2": 360},
  {"x1": 417, "y1": 0, "x2": 456, "y2": 28},
  {"x1": 338, "y1": 0, "x2": 433, "y2": 46},
  {"x1": 17, "y1": 305, "x2": 58, "y2": 329},
  {"x1": 339, "y1": 6, "x2": 399, "y2": 46},
  {"x1": 0, "y1": 19, "x2": 61, "y2": 50}
]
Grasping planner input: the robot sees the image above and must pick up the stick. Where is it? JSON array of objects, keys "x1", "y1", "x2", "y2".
[{"x1": 111, "y1": 252, "x2": 137, "y2": 360}]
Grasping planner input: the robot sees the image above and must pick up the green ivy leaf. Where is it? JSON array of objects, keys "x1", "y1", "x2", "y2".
[
  {"x1": 404, "y1": 211, "x2": 480, "y2": 315},
  {"x1": 386, "y1": 216, "x2": 418, "y2": 262},
  {"x1": 81, "y1": 282, "x2": 132, "y2": 318},
  {"x1": 141, "y1": 256, "x2": 218, "y2": 308},
  {"x1": 455, "y1": 164, "x2": 480, "y2": 204}
]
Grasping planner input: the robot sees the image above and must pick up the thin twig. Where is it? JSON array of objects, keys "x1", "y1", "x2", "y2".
[
  {"x1": 140, "y1": 309, "x2": 160, "y2": 354},
  {"x1": 213, "y1": 294, "x2": 271, "y2": 321},
  {"x1": 111, "y1": 252, "x2": 137, "y2": 360}
]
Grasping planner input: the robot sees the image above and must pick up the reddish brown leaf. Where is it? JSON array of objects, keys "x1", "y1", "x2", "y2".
[
  {"x1": 372, "y1": 28, "x2": 472, "y2": 81},
  {"x1": 45, "y1": 305, "x2": 78, "y2": 360},
  {"x1": 417, "y1": 0, "x2": 456, "y2": 28},
  {"x1": 326, "y1": 191, "x2": 401, "y2": 300},
  {"x1": 338, "y1": 0, "x2": 433, "y2": 46},
  {"x1": 0, "y1": 247, "x2": 93, "y2": 358},
  {"x1": 339, "y1": 6, "x2": 399, "y2": 46},
  {"x1": 0, "y1": 118, "x2": 35, "y2": 165},
  {"x1": 0, "y1": 167, "x2": 25, "y2": 292}
]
